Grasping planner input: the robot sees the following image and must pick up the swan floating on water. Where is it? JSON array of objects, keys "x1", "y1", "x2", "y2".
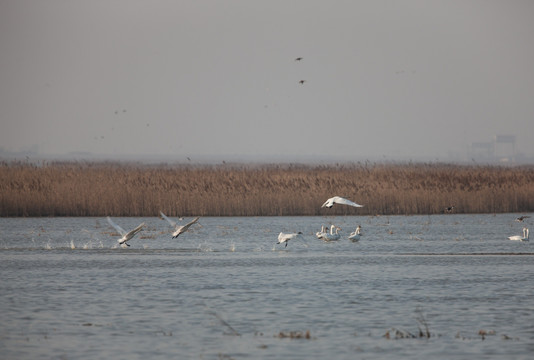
[
  {"x1": 106, "y1": 217, "x2": 145, "y2": 248},
  {"x1": 316, "y1": 225, "x2": 327, "y2": 239},
  {"x1": 322, "y1": 225, "x2": 341, "y2": 241},
  {"x1": 508, "y1": 227, "x2": 529, "y2": 241},
  {"x1": 349, "y1": 225, "x2": 362, "y2": 242},
  {"x1": 321, "y1": 196, "x2": 363, "y2": 209},
  {"x1": 160, "y1": 212, "x2": 200, "y2": 238},
  {"x1": 277, "y1": 232, "x2": 304, "y2": 247}
]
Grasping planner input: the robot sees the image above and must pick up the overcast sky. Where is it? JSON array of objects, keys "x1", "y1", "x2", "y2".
[{"x1": 1, "y1": 0, "x2": 534, "y2": 162}]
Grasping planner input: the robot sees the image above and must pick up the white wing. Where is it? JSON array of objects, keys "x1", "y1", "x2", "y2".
[
  {"x1": 333, "y1": 196, "x2": 363, "y2": 207},
  {"x1": 182, "y1": 217, "x2": 199, "y2": 231},
  {"x1": 126, "y1": 222, "x2": 145, "y2": 238},
  {"x1": 107, "y1": 216, "x2": 126, "y2": 236},
  {"x1": 323, "y1": 196, "x2": 363, "y2": 208},
  {"x1": 160, "y1": 211, "x2": 177, "y2": 228},
  {"x1": 321, "y1": 198, "x2": 334, "y2": 208}
]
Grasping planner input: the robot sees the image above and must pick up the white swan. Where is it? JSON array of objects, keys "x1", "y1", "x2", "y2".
[
  {"x1": 508, "y1": 227, "x2": 529, "y2": 241},
  {"x1": 323, "y1": 225, "x2": 341, "y2": 241},
  {"x1": 321, "y1": 196, "x2": 363, "y2": 209},
  {"x1": 316, "y1": 225, "x2": 327, "y2": 239},
  {"x1": 349, "y1": 225, "x2": 362, "y2": 242},
  {"x1": 160, "y1": 212, "x2": 199, "y2": 238},
  {"x1": 106, "y1": 217, "x2": 145, "y2": 248},
  {"x1": 277, "y1": 232, "x2": 304, "y2": 247}
]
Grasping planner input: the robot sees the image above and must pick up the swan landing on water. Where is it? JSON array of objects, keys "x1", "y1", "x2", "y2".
[
  {"x1": 277, "y1": 232, "x2": 304, "y2": 247},
  {"x1": 508, "y1": 227, "x2": 529, "y2": 242},
  {"x1": 106, "y1": 217, "x2": 145, "y2": 248},
  {"x1": 160, "y1": 212, "x2": 200, "y2": 238},
  {"x1": 321, "y1": 196, "x2": 363, "y2": 209}
]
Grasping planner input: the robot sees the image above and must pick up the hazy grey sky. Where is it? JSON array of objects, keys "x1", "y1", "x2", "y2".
[{"x1": 1, "y1": 0, "x2": 534, "y2": 162}]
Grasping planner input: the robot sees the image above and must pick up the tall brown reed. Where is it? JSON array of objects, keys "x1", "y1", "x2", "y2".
[{"x1": 1, "y1": 161, "x2": 533, "y2": 217}]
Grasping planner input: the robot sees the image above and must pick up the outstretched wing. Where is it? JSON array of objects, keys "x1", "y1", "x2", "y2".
[
  {"x1": 160, "y1": 211, "x2": 177, "y2": 228},
  {"x1": 119, "y1": 222, "x2": 145, "y2": 244},
  {"x1": 333, "y1": 196, "x2": 363, "y2": 208},
  {"x1": 182, "y1": 217, "x2": 200, "y2": 231},
  {"x1": 126, "y1": 222, "x2": 145, "y2": 237},
  {"x1": 107, "y1": 216, "x2": 126, "y2": 236}
]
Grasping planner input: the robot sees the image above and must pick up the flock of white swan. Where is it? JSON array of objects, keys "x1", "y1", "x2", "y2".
[{"x1": 106, "y1": 196, "x2": 530, "y2": 248}]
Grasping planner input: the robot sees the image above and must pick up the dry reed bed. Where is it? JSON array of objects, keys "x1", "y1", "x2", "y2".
[{"x1": 1, "y1": 161, "x2": 534, "y2": 217}]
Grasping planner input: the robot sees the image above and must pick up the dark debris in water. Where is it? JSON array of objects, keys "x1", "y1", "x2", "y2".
[
  {"x1": 276, "y1": 330, "x2": 312, "y2": 340},
  {"x1": 383, "y1": 328, "x2": 420, "y2": 339},
  {"x1": 455, "y1": 330, "x2": 519, "y2": 341}
]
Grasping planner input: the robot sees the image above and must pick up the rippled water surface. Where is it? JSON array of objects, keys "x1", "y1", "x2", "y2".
[{"x1": 1, "y1": 214, "x2": 533, "y2": 359}]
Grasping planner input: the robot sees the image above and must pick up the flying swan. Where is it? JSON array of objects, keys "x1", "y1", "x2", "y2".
[
  {"x1": 508, "y1": 227, "x2": 529, "y2": 241},
  {"x1": 277, "y1": 232, "x2": 304, "y2": 247},
  {"x1": 160, "y1": 212, "x2": 200, "y2": 238},
  {"x1": 321, "y1": 196, "x2": 363, "y2": 209},
  {"x1": 107, "y1": 216, "x2": 145, "y2": 248}
]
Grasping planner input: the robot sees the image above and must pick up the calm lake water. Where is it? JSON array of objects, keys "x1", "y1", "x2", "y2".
[{"x1": 1, "y1": 214, "x2": 533, "y2": 359}]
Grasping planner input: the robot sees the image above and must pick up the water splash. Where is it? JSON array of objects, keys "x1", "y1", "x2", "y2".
[
  {"x1": 197, "y1": 243, "x2": 213, "y2": 252},
  {"x1": 70, "y1": 240, "x2": 76, "y2": 249}
]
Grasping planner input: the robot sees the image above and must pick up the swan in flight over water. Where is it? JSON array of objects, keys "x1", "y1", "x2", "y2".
[
  {"x1": 508, "y1": 227, "x2": 529, "y2": 241},
  {"x1": 277, "y1": 232, "x2": 304, "y2": 247},
  {"x1": 515, "y1": 215, "x2": 530, "y2": 222},
  {"x1": 323, "y1": 225, "x2": 341, "y2": 241},
  {"x1": 106, "y1": 217, "x2": 145, "y2": 248},
  {"x1": 160, "y1": 212, "x2": 200, "y2": 238},
  {"x1": 321, "y1": 196, "x2": 363, "y2": 209},
  {"x1": 349, "y1": 225, "x2": 362, "y2": 242}
]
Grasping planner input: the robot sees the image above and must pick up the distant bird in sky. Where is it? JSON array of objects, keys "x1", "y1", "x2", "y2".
[
  {"x1": 160, "y1": 212, "x2": 199, "y2": 238},
  {"x1": 299, "y1": 80, "x2": 306, "y2": 84},
  {"x1": 515, "y1": 215, "x2": 530, "y2": 222},
  {"x1": 277, "y1": 232, "x2": 304, "y2": 247},
  {"x1": 508, "y1": 227, "x2": 529, "y2": 241},
  {"x1": 106, "y1": 217, "x2": 145, "y2": 248},
  {"x1": 295, "y1": 57, "x2": 303, "y2": 61},
  {"x1": 321, "y1": 196, "x2": 363, "y2": 209}
]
